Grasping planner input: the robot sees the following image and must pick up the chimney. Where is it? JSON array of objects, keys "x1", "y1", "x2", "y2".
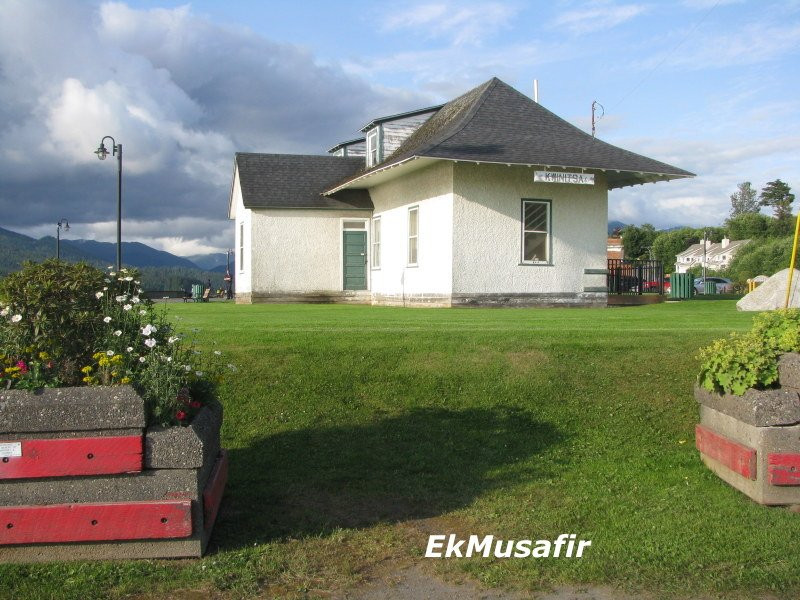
[{"x1": 721, "y1": 238, "x2": 730, "y2": 249}]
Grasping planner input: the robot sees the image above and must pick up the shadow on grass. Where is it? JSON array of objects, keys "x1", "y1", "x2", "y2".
[{"x1": 212, "y1": 407, "x2": 564, "y2": 550}]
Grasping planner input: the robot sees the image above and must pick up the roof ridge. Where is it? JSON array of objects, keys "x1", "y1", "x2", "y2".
[{"x1": 415, "y1": 78, "x2": 499, "y2": 155}]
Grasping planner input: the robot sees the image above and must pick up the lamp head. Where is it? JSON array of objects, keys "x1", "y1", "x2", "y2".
[{"x1": 94, "y1": 143, "x2": 109, "y2": 160}]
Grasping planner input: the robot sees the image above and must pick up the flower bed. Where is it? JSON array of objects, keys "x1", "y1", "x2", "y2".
[
  {"x1": 695, "y1": 310, "x2": 800, "y2": 505},
  {"x1": 0, "y1": 260, "x2": 230, "y2": 560}
]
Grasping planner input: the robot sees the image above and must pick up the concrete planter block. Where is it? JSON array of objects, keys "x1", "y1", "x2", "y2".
[
  {"x1": 694, "y1": 385, "x2": 800, "y2": 427},
  {"x1": 0, "y1": 386, "x2": 146, "y2": 433},
  {"x1": 145, "y1": 400, "x2": 223, "y2": 469},
  {"x1": 778, "y1": 353, "x2": 800, "y2": 390},
  {"x1": 695, "y1": 363, "x2": 800, "y2": 505},
  {"x1": 0, "y1": 387, "x2": 226, "y2": 562}
]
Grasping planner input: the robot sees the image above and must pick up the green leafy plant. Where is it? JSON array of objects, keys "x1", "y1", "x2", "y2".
[
  {"x1": 697, "y1": 309, "x2": 800, "y2": 394},
  {"x1": 0, "y1": 260, "x2": 230, "y2": 426}
]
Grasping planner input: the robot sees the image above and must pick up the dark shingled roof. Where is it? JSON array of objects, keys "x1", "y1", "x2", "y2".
[
  {"x1": 330, "y1": 77, "x2": 694, "y2": 191},
  {"x1": 235, "y1": 153, "x2": 373, "y2": 210}
]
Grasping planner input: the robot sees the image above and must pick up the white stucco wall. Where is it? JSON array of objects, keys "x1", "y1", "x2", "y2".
[
  {"x1": 229, "y1": 167, "x2": 252, "y2": 295},
  {"x1": 368, "y1": 161, "x2": 454, "y2": 303},
  {"x1": 249, "y1": 209, "x2": 372, "y2": 296},
  {"x1": 452, "y1": 163, "x2": 608, "y2": 296}
]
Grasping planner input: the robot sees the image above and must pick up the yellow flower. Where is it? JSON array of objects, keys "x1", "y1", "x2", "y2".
[
  {"x1": 81, "y1": 366, "x2": 93, "y2": 374},
  {"x1": 38, "y1": 351, "x2": 50, "y2": 360},
  {"x1": 93, "y1": 352, "x2": 105, "y2": 360},
  {"x1": 111, "y1": 355, "x2": 123, "y2": 364},
  {"x1": 98, "y1": 357, "x2": 110, "y2": 367},
  {"x1": 82, "y1": 376, "x2": 94, "y2": 383},
  {"x1": 120, "y1": 377, "x2": 131, "y2": 384}
]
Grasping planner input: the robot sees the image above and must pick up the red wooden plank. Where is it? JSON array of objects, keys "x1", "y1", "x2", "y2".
[
  {"x1": 0, "y1": 436, "x2": 142, "y2": 479},
  {"x1": 0, "y1": 500, "x2": 191, "y2": 545},
  {"x1": 768, "y1": 453, "x2": 800, "y2": 486},
  {"x1": 203, "y1": 450, "x2": 228, "y2": 531},
  {"x1": 695, "y1": 424, "x2": 757, "y2": 480}
]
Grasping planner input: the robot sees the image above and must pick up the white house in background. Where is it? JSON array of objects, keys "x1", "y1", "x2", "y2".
[
  {"x1": 228, "y1": 77, "x2": 694, "y2": 307},
  {"x1": 674, "y1": 238, "x2": 750, "y2": 274}
]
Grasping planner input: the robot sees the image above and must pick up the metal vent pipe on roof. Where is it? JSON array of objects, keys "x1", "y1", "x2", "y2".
[{"x1": 533, "y1": 79, "x2": 539, "y2": 103}]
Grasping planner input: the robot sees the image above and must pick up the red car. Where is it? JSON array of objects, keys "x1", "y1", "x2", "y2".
[{"x1": 642, "y1": 279, "x2": 670, "y2": 293}]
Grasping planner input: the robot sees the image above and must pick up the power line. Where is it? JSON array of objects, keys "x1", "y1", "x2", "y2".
[{"x1": 610, "y1": 0, "x2": 722, "y2": 112}]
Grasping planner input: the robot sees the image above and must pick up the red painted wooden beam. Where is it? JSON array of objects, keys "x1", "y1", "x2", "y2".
[
  {"x1": 0, "y1": 500, "x2": 192, "y2": 545},
  {"x1": 767, "y1": 453, "x2": 800, "y2": 486},
  {"x1": 0, "y1": 436, "x2": 142, "y2": 480},
  {"x1": 695, "y1": 424, "x2": 757, "y2": 480},
  {"x1": 203, "y1": 450, "x2": 228, "y2": 532}
]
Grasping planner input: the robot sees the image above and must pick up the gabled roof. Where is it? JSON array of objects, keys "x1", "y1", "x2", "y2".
[
  {"x1": 359, "y1": 104, "x2": 444, "y2": 132},
  {"x1": 677, "y1": 239, "x2": 750, "y2": 260},
  {"x1": 234, "y1": 153, "x2": 372, "y2": 211},
  {"x1": 327, "y1": 137, "x2": 366, "y2": 154},
  {"x1": 327, "y1": 77, "x2": 694, "y2": 192}
]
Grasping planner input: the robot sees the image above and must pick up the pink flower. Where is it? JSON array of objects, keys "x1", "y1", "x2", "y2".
[
  {"x1": 189, "y1": 401, "x2": 202, "y2": 409},
  {"x1": 16, "y1": 360, "x2": 28, "y2": 374},
  {"x1": 175, "y1": 410, "x2": 187, "y2": 421}
]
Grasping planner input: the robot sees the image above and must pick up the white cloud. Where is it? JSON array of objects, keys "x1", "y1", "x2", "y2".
[
  {"x1": 681, "y1": 0, "x2": 744, "y2": 9},
  {"x1": 0, "y1": 0, "x2": 432, "y2": 241},
  {"x1": 382, "y1": 1, "x2": 519, "y2": 45},
  {"x1": 637, "y1": 21, "x2": 800, "y2": 71},
  {"x1": 552, "y1": 2, "x2": 647, "y2": 35}
]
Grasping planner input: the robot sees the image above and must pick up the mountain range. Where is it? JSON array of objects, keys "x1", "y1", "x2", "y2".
[{"x1": 0, "y1": 226, "x2": 228, "y2": 277}]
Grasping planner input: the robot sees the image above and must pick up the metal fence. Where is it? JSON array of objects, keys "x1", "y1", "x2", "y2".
[{"x1": 607, "y1": 259, "x2": 664, "y2": 295}]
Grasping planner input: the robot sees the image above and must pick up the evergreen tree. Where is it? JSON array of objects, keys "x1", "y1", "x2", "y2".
[
  {"x1": 729, "y1": 182, "x2": 759, "y2": 217},
  {"x1": 759, "y1": 179, "x2": 795, "y2": 221}
]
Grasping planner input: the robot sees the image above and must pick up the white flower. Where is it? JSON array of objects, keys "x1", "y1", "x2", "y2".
[
  {"x1": 123, "y1": 304, "x2": 132, "y2": 311},
  {"x1": 115, "y1": 295, "x2": 127, "y2": 302},
  {"x1": 11, "y1": 314, "x2": 22, "y2": 323},
  {"x1": 131, "y1": 296, "x2": 141, "y2": 304},
  {"x1": 139, "y1": 309, "x2": 147, "y2": 315},
  {"x1": 95, "y1": 292, "x2": 104, "y2": 299},
  {"x1": 165, "y1": 356, "x2": 172, "y2": 362},
  {"x1": 141, "y1": 324, "x2": 156, "y2": 336},
  {"x1": 195, "y1": 371, "x2": 204, "y2": 377},
  {"x1": 227, "y1": 364, "x2": 238, "y2": 373},
  {"x1": 0, "y1": 307, "x2": 9, "y2": 317},
  {"x1": 168, "y1": 336, "x2": 180, "y2": 344},
  {"x1": 213, "y1": 350, "x2": 221, "y2": 356},
  {"x1": 126, "y1": 346, "x2": 133, "y2": 353},
  {"x1": 103, "y1": 286, "x2": 108, "y2": 291},
  {"x1": 134, "y1": 280, "x2": 140, "y2": 285},
  {"x1": 110, "y1": 272, "x2": 116, "y2": 277},
  {"x1": 113, "y1": 330, "x2": 122, "y2": 337},
  {"x1": 106, "y1": 350, "x2": 114, "y2": 357},
  {"x1": 103, "y1": 316, "x2": 112, "y2": 323},
  {"x1": 124, "y1": 276, "x2": 133, "y2": 282},
  {"x1": 139, "y1": 356, "x2": 146, "y2": 363},
  {"x1": 144, "y1": 338, "x2": 157, "y2": 348},
  {"x1": 184, "y1": 365, "x2": 192, "y2": 372}
]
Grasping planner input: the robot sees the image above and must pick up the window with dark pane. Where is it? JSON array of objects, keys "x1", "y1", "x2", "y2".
[{"x1": 522, "y1": 200, "x2": 550, "y2": 263}]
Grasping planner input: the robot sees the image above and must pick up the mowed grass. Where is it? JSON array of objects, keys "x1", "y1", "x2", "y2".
[{"x1": 3, "y1": 300, "x2": 800, "y2": 599}]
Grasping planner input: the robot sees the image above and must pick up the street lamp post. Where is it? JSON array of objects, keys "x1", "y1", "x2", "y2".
[
  {"x1": 94, "y1": 136, "x2": 122, "y2": 271},
  {"x1": 56, "y1": 218, "x2": 70, "y2": 260}
]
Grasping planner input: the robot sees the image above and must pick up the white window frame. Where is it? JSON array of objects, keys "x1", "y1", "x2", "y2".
[
  {"x1": 238, "y1": 222, "x2": 244, "y2": 272},
  {"x1": 371, "y1": 217, "x2": 381, "y2": 270},
  {"x1": 367, "y1": 130, "x2": 378, "y2": 167},
  {"x1": 521, "y1": 199, "x2": 551, "y2": 265},
  {"x1": 408, "y1": 206, "x2": 419, "y2": 267}
]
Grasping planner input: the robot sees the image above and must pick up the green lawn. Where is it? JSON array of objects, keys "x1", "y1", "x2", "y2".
[{"x1": 3, "y1": 300, "x2": 799, "y2": 599}]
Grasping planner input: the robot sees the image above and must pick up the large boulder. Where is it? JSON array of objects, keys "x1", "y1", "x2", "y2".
[{"x1": 737, "y1": 268, "x2": 800, "y2": 311}]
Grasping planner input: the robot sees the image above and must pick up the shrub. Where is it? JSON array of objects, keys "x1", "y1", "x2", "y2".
[
  {"x1": 0, "y1": 260, "x2": 229, "y2": 426},
  {"x1": 697, "y1": 309, "x2": 800, "y2": 395}
]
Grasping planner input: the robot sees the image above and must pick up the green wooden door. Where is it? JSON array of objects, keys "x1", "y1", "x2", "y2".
[{"x1": 343, "y1": 231, "x2": 367, "y2": 290}]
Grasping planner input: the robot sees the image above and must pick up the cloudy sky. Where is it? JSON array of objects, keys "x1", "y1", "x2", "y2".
[{"x1": 1, "y1": 0, "x2": 798, "y2": 255}]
